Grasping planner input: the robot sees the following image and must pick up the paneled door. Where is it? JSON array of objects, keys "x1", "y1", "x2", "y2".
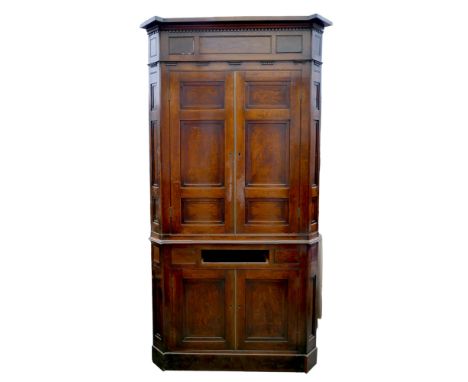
[
  {"x1": 236, "y1": 269, "x2": 300, "y2": 350},
  {"x1": 169, "y1": 71, "x2": 234, "y2": 233},
  {"x1": 235, "y1": 71, "x2": 301, "y2": 234},
  {"x1": 171, "y1": 269, "x2": 235, "y2": 350}
]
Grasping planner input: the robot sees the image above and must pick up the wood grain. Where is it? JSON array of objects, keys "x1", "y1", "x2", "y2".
[{"x1": 144, "y1": 14, "x2": 331, "y2": 372}]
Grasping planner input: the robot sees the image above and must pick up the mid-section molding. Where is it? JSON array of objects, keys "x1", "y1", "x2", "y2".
[{"x1": 149, "y1": 236, "x2": 320, "y2": 245}]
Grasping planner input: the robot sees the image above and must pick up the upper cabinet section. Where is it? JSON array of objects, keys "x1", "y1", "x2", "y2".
[
  {"x1": 143, "y1": 15, "x2": 332, "y2": 240},
  {"x1": 141, "y1": 15, "x2": 332, "y2": 64}
]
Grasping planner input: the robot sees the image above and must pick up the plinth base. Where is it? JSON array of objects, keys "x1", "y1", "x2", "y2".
[{"x1": 152, "y1": 346, "x2": 317, "y2": 373}]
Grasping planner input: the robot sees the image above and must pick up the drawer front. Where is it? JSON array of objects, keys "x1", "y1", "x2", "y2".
[{"x1": 169, "y1": 245, "x2": 303, "y2": 269}]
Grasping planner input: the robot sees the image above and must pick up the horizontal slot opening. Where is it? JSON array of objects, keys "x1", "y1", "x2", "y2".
[{"x1": 201, "y1": 250, "x2": 269, "y2": 263}]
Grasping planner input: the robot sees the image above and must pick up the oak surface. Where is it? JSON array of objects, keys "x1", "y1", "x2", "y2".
[{"x1": 143, "y1": 14, "x2": 331, "y2": 372}]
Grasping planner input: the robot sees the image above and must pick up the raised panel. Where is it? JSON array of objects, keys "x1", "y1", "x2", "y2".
[
  {"x1": 152, "y1": 277, "x2": 163, "y2": 341},
  {"x1": 150, "y1": 121, "x2": 160, "y2": 186},
  {"x1": 199, "y1": 36, "x2": 271, "y2": 54},
  {"x1": 245, "y1": 279, "x2": 288, "y2": 339},
  {"x1": 180, "y1": 121, "x2": 224, "y2": 186},
  {"x1": 182, "y1": 199, "x2": 224, "y2": 224},
  {"x1": 237, "y1": 269, "x2": 299, "y2": 351},
  {"x1": 149, "y1": 35, "x2": 158, "y2": 57},
  {"x1": 173, "y1": 269, "x2": 234, "y2": 350},
  {"x1": 152, "y1": 197, "x2": 160, "y2": 225},
  {"x1": 314, "y1": 82, "x2": 321, "y2": 110},
  {"x1": 169, "y1": 36, "x2": 194, "y2": 55},
  {"x1": 246, "y1": 199, "x2": 288, "y2": 224},
  {"x1": 309, "y1": 197, "x2": 317, "y2": 225},
  {"x1": 245, "y1": 121, "x2": 289, "y2": 186},
  {"x1": 311, "y1": 275, "x2": 317, "y2": 336},
  {"x1": 276, "y1": 35, "x2": 303, "y2": 53},
  {"x1": 180, "y1": 81, "x2": 225, "y2": 109},
  {"x1": 245, "y1": 82, "x2": 290, "y2": 109},
  {"x1": 152, "y1": 246, "x2": 160, "y2": 266},
  {"x1": 183, "y1": 279, "x2": 225, "y2": 339},
  {"x1": 310, "y1": 120, "x2": 319, "y2": 186},
  {"x1": 150, "y1": 83, "x2": 157, "y2": 110},
  {"x1": 312, "y1": 29, "x2": 323, "y2": 60}
]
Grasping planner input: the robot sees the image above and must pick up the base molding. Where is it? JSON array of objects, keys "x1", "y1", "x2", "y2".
[{"x1": 152, "y1": 346, "x2": 317, "y2": 372}]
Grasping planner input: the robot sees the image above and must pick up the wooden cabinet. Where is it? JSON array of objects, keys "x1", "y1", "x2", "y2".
[{"x1": 142, "y1": 14, "x2": 331, "y2": 372}]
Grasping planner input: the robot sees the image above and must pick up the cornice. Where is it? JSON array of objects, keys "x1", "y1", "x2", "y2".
[{"x1": 141, "y1": 14, "x2": 332, "y2": 34}]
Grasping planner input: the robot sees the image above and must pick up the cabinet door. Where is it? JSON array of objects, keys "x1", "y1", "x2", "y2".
[
  {"x1": 169, "y1": 71, "x2": 234, "y2": 234},
  {"x1": 236, "y1": 269, "x2": 300, "y2": 351},
  {"x1": 235, "y1": 71, "x2": 301, "y2": 233},
  {"x1": 171, "y1": 269, "x2": 235, "y2": 350}
]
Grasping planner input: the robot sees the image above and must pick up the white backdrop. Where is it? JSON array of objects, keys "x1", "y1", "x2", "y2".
[{"x1": 1, "y1": 1, "x2": 468, "y2": 381}]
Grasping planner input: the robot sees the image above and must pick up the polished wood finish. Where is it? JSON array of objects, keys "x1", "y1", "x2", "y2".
[{"x1": 142, "y1": 14, "x2": 331, "y2": 372}]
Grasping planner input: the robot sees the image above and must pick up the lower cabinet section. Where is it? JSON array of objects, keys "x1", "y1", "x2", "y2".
[{"x1": 151, "y1": 243, "x2": 320, "y2": 372}]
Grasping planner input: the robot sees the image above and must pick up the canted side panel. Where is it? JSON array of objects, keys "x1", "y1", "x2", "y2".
[
  {"x1": 152, "y1": 245, "x2": 164, "y2": 347},
  {"x1": 151, "y1": 194, "x2": 161, "y2": 226},
  {"x1": 306, "y1": 243, "x2": 319, "y2": 352},
  {"x1": 149, "y1": 62, "x2": 162, "y2": 232},
  {"x1": 309, "y1": 119, "x2": 319, "y2": 187},
  {"x1": 148, "y1": 31, "x2": 160, "y2": 65},
  {"x1": 309, "y1": 26, "x2": 323, "y2": 232},
  {"x1": 309, "y1": 59, "x2": 321, "y2": 232},
  {"x1": 311, "y1": 29, "x2": 323, "y2": 62},
  {"x1": 150, "y1": 120, "x2": 161, "y2": 185},
  {"x1": 153, "y1": 277, "x2": 163, "y2": 340},
  {"x1": 306, "y1": 274, "x2": 317, "y2": 352}
]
